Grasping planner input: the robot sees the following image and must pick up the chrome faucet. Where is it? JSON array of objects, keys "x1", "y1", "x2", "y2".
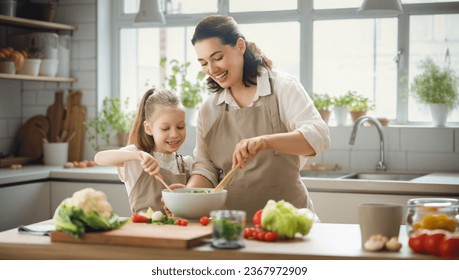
[{"x1": 349, "y1": 116, "x2": 387, "y2": 171}]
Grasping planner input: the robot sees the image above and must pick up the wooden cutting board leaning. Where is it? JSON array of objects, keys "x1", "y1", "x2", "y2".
[
  {"x1": 63, "y1": 90, "x2": 87, "y2": 162},
  {"x1": 51, "y1": 222, "x2": 213, "y2": 249},
  {"x1": 46, "y1": 90, "x2": 65, "y2": 143},
  {"x1": 12, "y1": 115, "x2": 49, "y2": 160}
]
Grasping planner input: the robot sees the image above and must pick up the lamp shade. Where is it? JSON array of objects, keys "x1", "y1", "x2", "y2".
[
  {"x1": 357, "y1": 0, "x2": 403, "y2": 16},
  {"x1": 135, "y1": 0, "x2": 165, "y2": 24}
]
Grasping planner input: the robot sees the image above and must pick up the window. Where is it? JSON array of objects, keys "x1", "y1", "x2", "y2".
[
  {"x1": 113, "y1": 0, "x2": 459, "y2": 125},
  {"x1": 409, "y1": 14, "x2": 459, "y2": 122},
  {"x1": 313, "y1": 19, "x2": 398, "y2": 119}
]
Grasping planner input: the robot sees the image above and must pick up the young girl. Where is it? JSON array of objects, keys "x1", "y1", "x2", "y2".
[{"x1": 94, "y1": 88, "x2": 194, "y2": 214}]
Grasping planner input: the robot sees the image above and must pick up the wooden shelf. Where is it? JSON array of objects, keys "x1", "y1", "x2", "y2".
[
  {"x1": 0, "y1": 73, "x2": 76, "y2": 83},
  {"x1": 0, "y1": 14, "x2": 77, "y2": 32}
]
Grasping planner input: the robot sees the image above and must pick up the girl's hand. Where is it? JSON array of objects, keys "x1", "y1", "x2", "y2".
[
  {"x1": 232, "y1": 137, "x2": 265, "y2": 168},
  {"x1": 138, "y1": 151, "x2": 161, "y2": 176}
]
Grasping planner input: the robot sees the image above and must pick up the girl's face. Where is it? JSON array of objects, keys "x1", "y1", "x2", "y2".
[
  {"x1": 144, "y1": 106, "x2": 186, "y2": 154},
  {"x1": 194, "y1": 37, "x2": 246, "y2": 89}
]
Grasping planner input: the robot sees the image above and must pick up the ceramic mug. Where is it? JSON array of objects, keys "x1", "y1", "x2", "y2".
[{"x1": 358, "y1": 203, "x2": 403, "y2": 247}]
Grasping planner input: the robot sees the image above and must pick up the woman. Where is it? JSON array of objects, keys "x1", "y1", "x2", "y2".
[{"x1": 187, "y1": 15, "x2": 330, "y2": 218}]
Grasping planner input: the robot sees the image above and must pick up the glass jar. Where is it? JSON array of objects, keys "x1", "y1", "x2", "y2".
[
  {"x1": 405, "y1": 198, "x2": 459, "y2": 236},
  {"x1": 210, "y1": 210, "x2": 246, "y2": 249}
]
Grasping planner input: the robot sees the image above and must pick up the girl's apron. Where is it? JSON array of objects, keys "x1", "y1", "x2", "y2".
[
  {"x1": 129, "y1": 155, "x2": 189, "y2": 214},
  {"x1": 204, "y1": 74, "x2": 315, "y2": 219}
]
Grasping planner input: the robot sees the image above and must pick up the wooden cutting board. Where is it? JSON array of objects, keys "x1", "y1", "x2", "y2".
[
  {"x1": 51, "y1": 222, "x2": 213, "y2": 249},
  {"x1": 64, "y1": 90, "x2": 87, "y2": 162},
  {"x1": 46, "y1": 90, "x2": 65, "y2": 142},
  {"x1": 13, "y1": 115, "x2": 49, "y2": 159}
]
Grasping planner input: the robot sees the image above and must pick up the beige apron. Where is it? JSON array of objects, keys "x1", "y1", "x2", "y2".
[
  {"x1": 129, "y1": 155, "x2": 189, "y2": 214},
  {"x1": 204, "y1": 73, "x2": 314, "y2": 218}
]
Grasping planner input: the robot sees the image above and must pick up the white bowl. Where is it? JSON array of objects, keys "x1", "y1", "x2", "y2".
[
  {"x1": 0, "y1": 61, "x2": 15, "y2": 74},
  {"x1": 16, "y1": 59, "x2": 41, "y2": 76},
  {"x1": 162, "y1": 188, "x2": 227, "y2": 219},
  {"x1": 39, "y1": 59, "x2": 58, "y2": 77}
]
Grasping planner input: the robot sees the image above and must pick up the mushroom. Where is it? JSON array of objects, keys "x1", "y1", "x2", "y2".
[
  {"x1": 385, "y1": 237, "x2": 402, "y2": 252},
  {"x1": 364, "y1": 234, "x2": 388, "y2": 252}
]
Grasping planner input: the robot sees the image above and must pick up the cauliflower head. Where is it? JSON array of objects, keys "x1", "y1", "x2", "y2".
[{"x1": 68, "y1": 188, "x2": 112, "y2": 220}]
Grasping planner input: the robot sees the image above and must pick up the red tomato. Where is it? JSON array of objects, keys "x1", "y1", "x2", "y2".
[
  {"x1": 409, "y1": 231, "x2": 428, "y2": 254},
  {"x1": 253, "y1": 209, "x2": 263, "y2": 227},
  {"x1": 131, "y1": 213, "x2": 149, "y2": 223},
  {"x1": 243, "y1": 228, "x2": 253, "y2": 239},
  {"x1": 199, "y1": 216, "x2": 209, "y2": 226},
  {"x1": 424, "y1": 231, "x2": 447, "y2": 256},
  {"x1": 264, "y1": 231, "x2": 278, "y2": 242},
  {"x1": 176, "y1": 219, "x2": 188, "y2": 226},
  {"x1": 257, "y1": 231, "x2": 266, "y2": 241},
  {"x1": 439, "y1": 235, "x2": 459, "y2": 259}
]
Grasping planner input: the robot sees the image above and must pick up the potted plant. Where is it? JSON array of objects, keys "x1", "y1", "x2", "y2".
[
  {"x1": 332, "y1": 91, "x2": 355, "y2": 126},
  {"x1": 85, "y1": 97, "x2": 135, "y2": 151},
  {"x1": 410, "y1": 57, "x2": 458, "y2": 126},
  {"x1": 160, "y1": 57, "x2": 207, "y2": 126},
  {"x1": 311, "y1": 92, "x2": 333, "y2": 124},
  {"x1": 348, "y1": 92, "x2": 375, "y2": 123}
]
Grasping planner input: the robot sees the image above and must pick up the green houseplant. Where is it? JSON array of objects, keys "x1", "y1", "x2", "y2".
[
  {"x1": 85, "y1": 97, "x2": 135, "y2": 151},
  {"x1": 160, "y1": 57, "x2": 206, "y2": 109},
  {"x1": 311, "y1": 92, "x2": 333, "y2": 124},
  {"x1": 332, "y1": 90, "x2": 355, "y2": 126},
  {"x1": 410, "y1": 57, "x2": 458, "y2": 126},
  {"x1": 348, "y1": 92, "x2": 375, "y2": 123}
]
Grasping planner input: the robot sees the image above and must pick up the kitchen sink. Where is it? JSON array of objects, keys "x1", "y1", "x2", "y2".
[
  {"x1": 300, "y1": 170, "x2": 351, "y2": 179},
  {"x1": 340, "y1": 172, "x2": 425, "y2": 181}
]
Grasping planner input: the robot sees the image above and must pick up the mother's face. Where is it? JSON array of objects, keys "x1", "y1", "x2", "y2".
[{"x1": 194, "y1": 37, "x2": 246, "y2": 89}]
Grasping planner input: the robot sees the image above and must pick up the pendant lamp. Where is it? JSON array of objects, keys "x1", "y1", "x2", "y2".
[
  {"x1": 135, "y1": 0, "x2": 165, "y2": 24},
  {"x1": 357, "y1": 0, "x2": 403, "y2": 16}
]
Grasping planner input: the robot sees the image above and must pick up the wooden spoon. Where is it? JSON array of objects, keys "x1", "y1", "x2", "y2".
[
  {"x1": 155, "y1": 174, "x2": 174, "y2": 193},
  {"x1": 213, "y1": 164, "x2": 240, "y2": 193}
]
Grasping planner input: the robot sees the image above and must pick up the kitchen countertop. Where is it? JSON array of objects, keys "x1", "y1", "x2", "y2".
[
  {"x1": 0, "y1": 220, "x2": 438, "y2": 260},
  {"x1": 1, "y1": 165, "x2": 458, "y2": 196}
]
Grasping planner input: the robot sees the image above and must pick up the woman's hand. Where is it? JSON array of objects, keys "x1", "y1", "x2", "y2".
[
  {"x1": 232, "y1": 137, "x2": 265, "y2": 168},
  {"x1": 138, "y1": 151, "x2": 161, "y2": 176}
]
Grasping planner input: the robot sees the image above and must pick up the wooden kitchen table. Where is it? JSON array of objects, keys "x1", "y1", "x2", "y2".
[{"x1": 0, "y1": 220, "x2": 437, "y2": 260}]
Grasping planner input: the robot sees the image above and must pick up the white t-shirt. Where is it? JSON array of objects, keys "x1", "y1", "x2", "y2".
[{"x1": 117, "y1": 144, "x2": 194, "y2": 195}]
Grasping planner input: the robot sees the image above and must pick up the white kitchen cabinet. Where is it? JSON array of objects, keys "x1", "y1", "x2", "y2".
[
  {"x1": 50, "y1": 181, "x2": 131, "y2": 217},
  {"x1": 310, "y1": 192, "x2": 459, "y2": 224},
  {"x1": 0, "y1": 182, "x2": 50, "y2": 231}
]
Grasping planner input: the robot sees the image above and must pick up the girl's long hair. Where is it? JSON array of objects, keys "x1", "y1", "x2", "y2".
[
  {"x1": 191, "y1": 14, "x2": 272, "y2": 93},
  {"x1": 128, "y1": 88, "x2": 182, "y2": 153}
]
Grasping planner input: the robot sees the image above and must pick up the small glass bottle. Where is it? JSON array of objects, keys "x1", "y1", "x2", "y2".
[{"x1": 405, "y1": 198, "x2": 459, "y2": 236}]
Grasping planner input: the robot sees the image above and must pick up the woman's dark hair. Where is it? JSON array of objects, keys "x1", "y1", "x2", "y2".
[
  {"x1": 191, "y1": 15, "x2": 272, "y2": 93},
  {"x1": 128, "y1": 88, "x2": 183, "y2": 153}
]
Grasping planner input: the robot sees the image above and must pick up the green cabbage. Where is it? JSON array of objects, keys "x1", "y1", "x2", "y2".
[{"x1": 261, "y1": 200, "x2": 314, "y2": 239}]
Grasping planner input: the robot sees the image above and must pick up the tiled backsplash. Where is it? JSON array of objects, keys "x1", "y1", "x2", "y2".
[
  {"x1": 178, "y1": 126, "x2": 459, "y2": 173},
  {"x1": 310, "y1": 126, "x2": 459, "y2": 172}
]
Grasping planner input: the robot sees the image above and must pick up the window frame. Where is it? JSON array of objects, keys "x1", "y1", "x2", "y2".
[{"x1": 109, "y1": 0, "x2": 459, "y2": 126}]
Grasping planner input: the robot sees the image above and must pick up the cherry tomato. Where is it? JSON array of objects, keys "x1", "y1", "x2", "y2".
[
  {"x1": 176, "y1": 219, "x2": 188, "y2": 226},
  {"x1": 131, "y1": 213, "x2": 149, "y2": 223},
  {"x1": 257, "y1": 231, "x2": 266, "y2": 241},
  {"x1": 199, "y1": 216, "x2": 209, "y2": 226},
  {"x1": 424, "y1": 231, "x2": 447, "y2": 256},
  {"x1": 409, "y1": 231, "x2": 428, "y2": 254},
  {"x1": 243, "y1": 228, "x2": 253, "y2": 239},
  {"x1": 264, "y1": 231, "x2": 279, "y2": 242},
  {"x1": 439, "y1": 235, "x2": 459, "y2": 258},
  {"x1": 253, "y1": 209, "x2": 263, "y2": 227}
]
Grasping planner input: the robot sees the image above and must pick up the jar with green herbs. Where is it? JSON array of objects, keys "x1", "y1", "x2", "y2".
[{"x1": 210, "y1": 210, "x2": 246, "y2": 249}]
